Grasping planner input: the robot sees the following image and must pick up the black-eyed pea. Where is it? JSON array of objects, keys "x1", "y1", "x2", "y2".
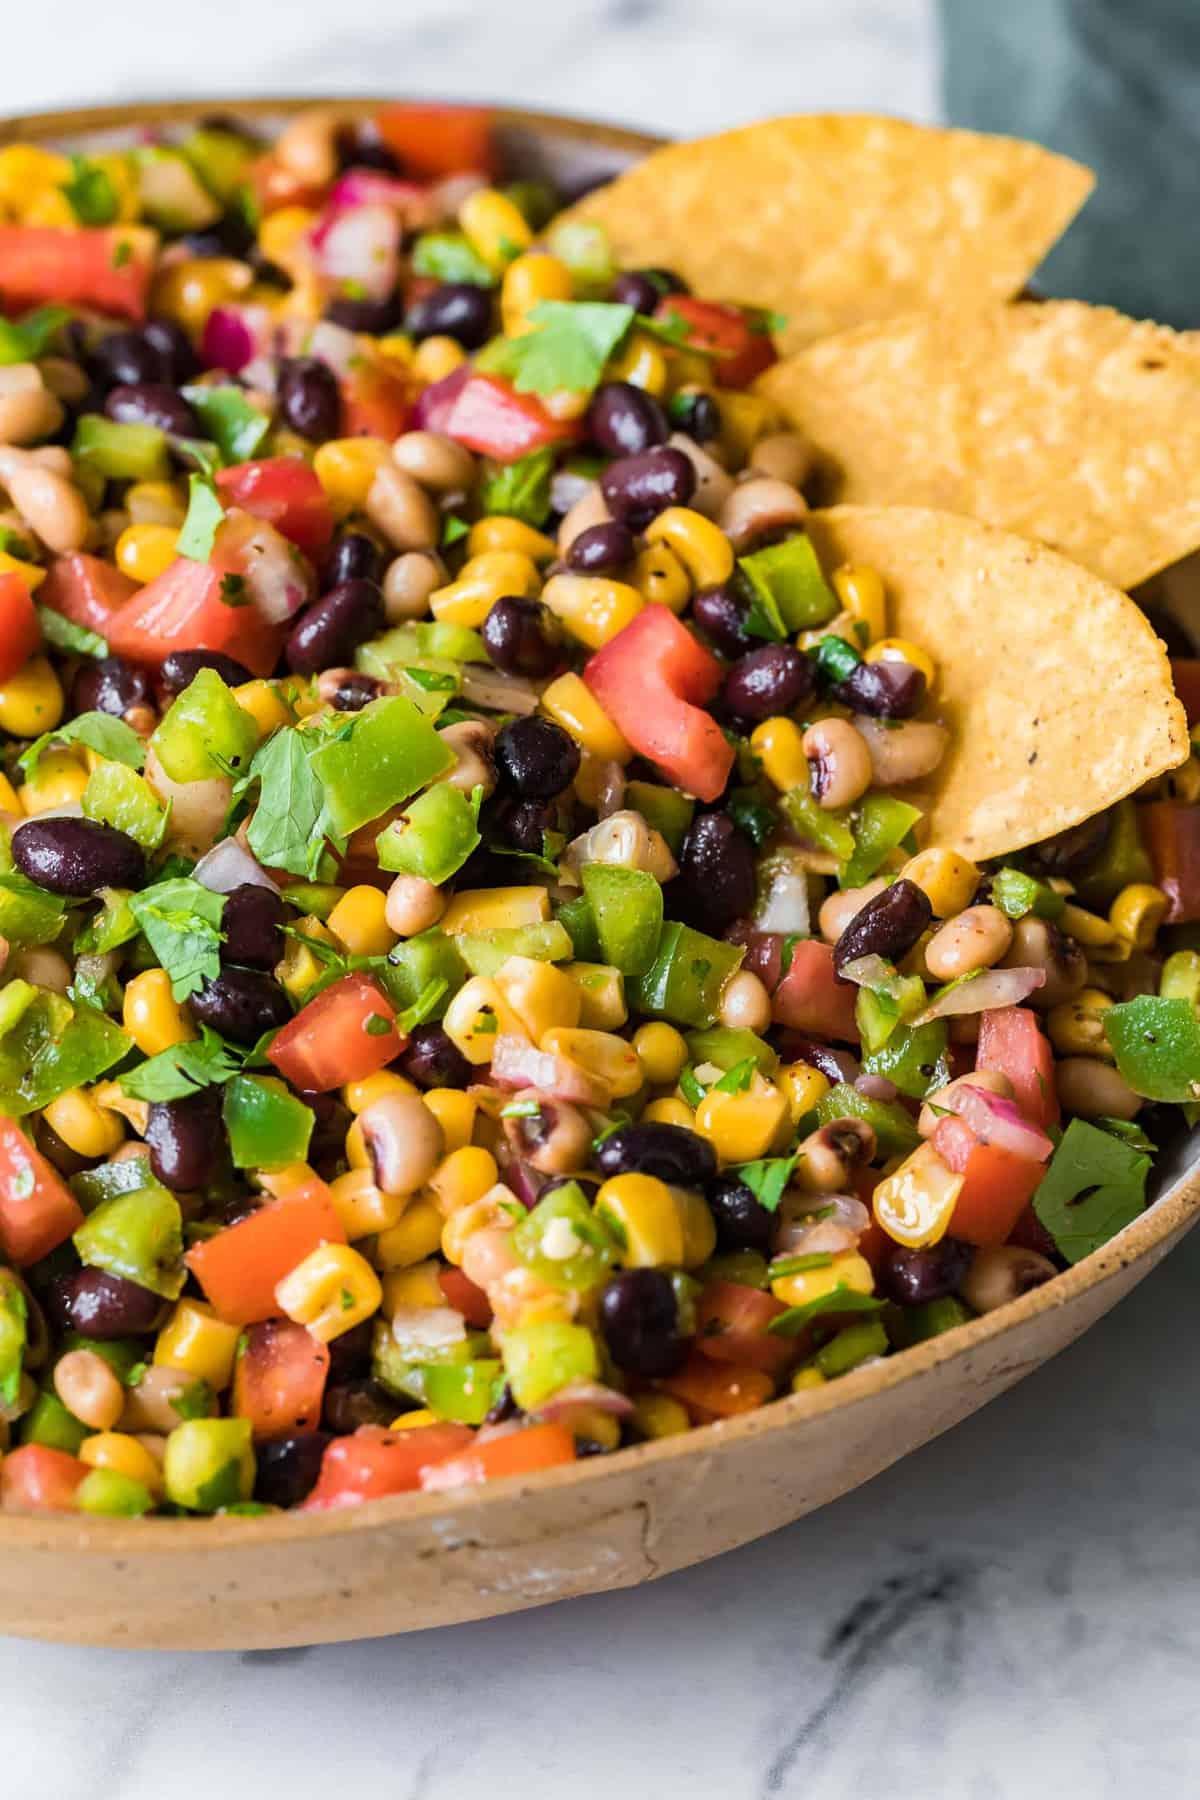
[
  {"x1": 0, "y1": 364, "x2": 63, "y2": 446},
  {"x1": 923, "y1": 904, "x2": 1014, "y2": 981},
  {"x1": 1002, "y1": 916, "x2": 1088, "y2": 1009},
  {"x1": 557, "y1": 483, "x2": 611, "y2": 552},
  {"x1": 39, "y1": 356, "x2": 90, "y2": 404},
  {"x1": 818, "y1": 878, "x2": 889, "y2": 945},
  {"x1": 802, "y1": 717, "x2": 873, "y2": 810},
  {"x1": 959, "y1": 1245, "x2": 1057, "y2": 1314},
  {"x1": 366, "y1": 460, "x2": 440, "y2": 552},
  {"x1": 10, "y1": 946, "x2": 72, "y2": 993},
  {"x1": 382, "y1": 550, "x2": 446, "y2": 623},
  {"x1": 385, "y1": 873, "x2": 446, "y2": 937},
  {"x1": 6, "y1": 460, "x2": 90, "y2": 553},
  {"x1": 53, "y1": 1347, "x2": 124, "y2": 1431},
  {"x1": 275, "y1": 105, "x2": 343, "y2": 185},
  {"x1": 391, "y1": 430, "x2": 476, "y2": 494},
  {"x1": 749, "y1": 430, "x2": 814, "y2": 488},
  {"x1": 718, "y1": 970, "x2": 773, "y2": 1034},
  {"x1": 1055, "y1": 1056, "x2": 1142, "y2": 1120},
  {"x1": 436, "y1": 718, "x2": 497, "y2": 796},
  {"x1": 854, "y1": 715, "x2": 950, "y2": 786},
  {"x1": 717, "y1": 476, "x2": 807, "y2": 552},
  {"x1": 666, "y1": 433, "x2": 734, "y2": 518}
]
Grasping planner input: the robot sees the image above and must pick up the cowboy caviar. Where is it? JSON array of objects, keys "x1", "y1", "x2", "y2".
[{"x1": 0, "y1": 103, "x2": 1195, "y2": 1519}]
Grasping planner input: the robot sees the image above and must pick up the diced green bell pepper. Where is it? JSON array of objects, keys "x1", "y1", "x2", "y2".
[
  {"x1": 151, "y1": 668, "x2": 258, "y2": 785},
  {"x1": 781, "y1": 787, "x2": 856, "y2": 863},
  {"x1": 83, "y1": 762, "x2": 168, "y2": 850},
  {"x1": 21, "y1": 1388, "x2": 88, "y2": 1453},
  {"x1": 738, "y1": 535, "x2": 838, "y2": 633},
  {"x1": 456, "y1": 921, "x2": 573, "y2": 977},
  {"x1": 989, "y1": 866, "x2": 1065, "y2": 921},
  {"x1": 685, "y1": 1026, "x2": 779, "y2": 1077},
  {"x1": 556, "y1": 894, "x2": 602, "y2": 962},
  {"x1": 841, "y1": 794, "x2": 922, "y2": 890},
  {"x1": 276, "y1": 882, "x2": 344, "y2": 921},
  {"x1": 163, "y1": 1417, "x2": 255, "y2": 1512},
  {"x1": 310, "y1": 697, "x2": 454, "y2": 838},
  {"x1": 72, "y1": 414, "x2": 170, "y2": 483},
  {"x1": 624, "y1": 781, "x2": 695, "y2": 855},
  {"x1": 0, "y1": 991, "x2": 131, "y2": 1118},
  {"x1": 180, "y1": 126, "x2": 255, "y2": 202},
  {"x1": 73, "y1": 1185, "x2": 185, "y2": 1299},
  {"x1": 379, "y1": 930, "x2": 465, "y2": 1015},
  {"x1": 135, "y1": 147, "x2": 221, "y2": 231},
  {"x1": 854, "y1": 968, "x2": 926, "y2": 1054},
  {"x1": 813, "y1": 1081, "x2": 921, "y2": 1156},
  {"x1": 421, "y1": 1360, "x2": 503, "y2": 1425},
  {"x1": 512, "y1": 1182, "x2": 621, "y2": 1292},
  {"x1": 372, "y1": 1323, "x2": 491, "y2": 1396},
  {"x1": 888, "y1": 1295, "x2": 974, "y2": 1349},
  {"x1": 375, "y1": 782, "x2": 480, "y2": 884},
  {"x1": 76, "y1": 1468, "x2": 154, "y2": 1517},
  {"x1": 860, "y1": 1019, "x2": 951, "y2": 1100},
  {"x1": 633, "y1": 922, "x2": 745, "y2": 1029},
  {"x1": 703, "y1": 1249, "x2": 771, "y2": 1290},
  {"x1": 356, "y1": 624, "x2": 487, "y2": 682},
  {"x1": 0, "y1": 1273, "x2": 26, "y2": 1409},
  {"x1": 70, "y1": 1154, "x2": 154, "y2": 1213},
  {"x1": 0, "y1": 871, "x2": 65, "y2": 948},
  {"x1": 1103, "y1": 995, "x2": 1200, "y2": 1102},
  {"x1": 179, "y1": 383, "x2": 270, "y2": 465},
  {"x1": 223, "y1": 1075, "x2": 314, "y2": 1170},
  {"x1": 580, "y1": 864, "x2": 663, "y2": 977},
  {"x1": 813, "y1": 1317, "x2": 888, "y2": 1377},
  {"x1": 410, "y1": 231, "x2": 496, "y2": 288},
  {"x1": 1033, "y1": 1117, "x2": 1150, "y2": 1264},
  {"x1": 501, "y1": 1319, "x2": 599, "y2": 1410},
  {"x1": 74, "y1": 887, "x2": 139, "y2": 954},
  {"x1": 1073, "y1": 798, "x2": 1154, "y2": 910}
]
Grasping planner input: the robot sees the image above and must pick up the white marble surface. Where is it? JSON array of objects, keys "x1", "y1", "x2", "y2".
[{"x1": 8, "y1": 5, "x2": 1200, "y2": 1795}]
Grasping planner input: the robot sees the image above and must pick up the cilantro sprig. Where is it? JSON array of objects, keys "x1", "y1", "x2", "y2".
[
  {"x1": 478, "y1": 301, "x2": 635, "y2": 396},
  {"x1": 1032, "y1": 1117, "x2": 1150, "y2": 1264},
  {"x1": 129, "y1": 878, "x2": 226, "y2": 1001},
  {"x1": 18, "y1": 711, "x2": 144, "y2": 780}
]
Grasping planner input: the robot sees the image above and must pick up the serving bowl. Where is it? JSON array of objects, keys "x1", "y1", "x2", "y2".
[{"x1": 0, "y1": 97, "x2": 1197, "y2": 1651}]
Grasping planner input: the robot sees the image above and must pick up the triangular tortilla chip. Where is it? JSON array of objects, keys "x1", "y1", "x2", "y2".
[
  {"x1": 561, "y1": 116, "x2": 1092, "y2": 352},
  {"x1": 763, "y1": 301, "x2": 1200, "y2": 592},
  {"x1": 805, "y1": 507, "x2": 1188, "y2": 861}
]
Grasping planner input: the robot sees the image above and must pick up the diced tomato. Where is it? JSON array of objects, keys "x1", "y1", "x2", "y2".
[
  {"x1": 0, "y1": 225, "x2": 156, "y2": 322},
  {"x1": 654, "y1": 295, "x2": 778, "y2": 389},
  {"x1": 975, "y1": 1006, "x2": 1059, "y2": 1131},
  {"x1": 37, "y1": 552, "x2": 138, "y2": 638},
  {"x1": 373, "y1": 103, "x2": 496, "y2": 180},
  {"x1": 186, "y1": 1181, "x2": 346, "y2": 1326},
  {"x1": 438, "y1": 1265, "x2": 493, "y2": 1329},
  {"x1": 105, "y1": 554, "x2": 284, "y2": 678},
  {"x1": 1171, "y1": 658, "x2": 1200, "y2": 727},
  {"x1": 583, "y1": 605, "x2": 734, "y2": 802},
  {"x1": 232, "y1": 1318, "x2": 330, "y2": 1439},
  {"x1": 1144, "y1": 800, "x2": 1200, "y2": 924},
  {"x1": 0, "y1": 1444, "x2": 87, "y2": 1514},
  {"x1": 0, "y1": 572, "x2": 40, "y2": 683},
  {"x1": 303, "y1": 1422, "x2": 474, "y2": 1511},
  {"x1": 339, "y1": 356, "x2": 411, "y2": 440},
  {"x1": 267, "y1": 974, "x2": 404, "y2": 1093},
  {"x1": 656, "y1": 1352, "x2": 775, "y2": 1423},
  {"x1": 216, "y1": 458, "x2": 334, "y2": 563},
  {"x1": 443, "y1": 373, "x2": 580, "y2": 464},
  {"x1": 771, "y1": 939, "x2": 860, "y2": 1043},
  {"x1": 420, "y1": 1420, "x2": 576, "y2": 1491},
  {"x1": 0, "y1": 1119, "x2": 84, "y2": 1268},
  {"x1": 694, "y1": 1279, "x2": 796, "y2": 1376},
  {"x1": 932, "y1": 1115, "x2": 1046, "y2": 1248}
]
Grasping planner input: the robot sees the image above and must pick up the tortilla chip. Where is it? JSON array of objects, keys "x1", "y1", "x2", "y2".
[
  {"x1": 763, "y1": 301, "x2": 1200, "y2": 592},
  {"x1": 805, "y1": 507, "x2": 1188, "y2": 861},
  {"x1": 561, "y1": 116, "x2": 1092, "y2": 352}
]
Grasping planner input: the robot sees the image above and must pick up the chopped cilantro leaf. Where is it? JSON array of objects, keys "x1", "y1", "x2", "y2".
[
  {"x1": 35, "y1": 605, "x2": 108, "y2": 659},
  {"x1": 18, "y1": 710, "x2": 144, "y2": 779},
  {"x1": 0, "y1": 305, "x2": 71, "y2": 368},
  {"x1": 478, "y1": 447, "x2": 555, "y2": 527},
  {"x1": 441, "y1": 514, "x2": 470, "y2": 548},
  {"x1": 129, "y1": 878, "x2": 226, "y2": 1002},
  {"x1": 60, "y1": 155, "x2": 119, "y2": 225},
  {"x1": 730, "y1": 1152, "x2": 800, "y2": 1214},
  {"x1": 177, "y1": 472, "x2": 225, "y2": 561},
  {"x1": 244, "y1": 727, "x2": 327, "y2": 879},
  {"x1": 120, "y1": 1027, "x2": 247, "y2": 1102},
  {"x1": 1032, "y1": 1117, "x2": 1150, "y2": 1265},
  {"x1": 678, "y1": 1065, "x2": 705, "y2": 1108},
  {"x1": 714, "y1": 1056, "x2": 756, "y2": 1094},
  {"x1": 478, "y1": 301, "x2": 635, "y2": 397}
]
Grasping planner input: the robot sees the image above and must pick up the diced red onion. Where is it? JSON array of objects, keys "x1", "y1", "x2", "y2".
[
  {"x1": 939, "y1": 1080, "x2": 1055, "y2": 1163},
  {"x1": 390, "y1": 1305, "x2": 468, "y2": 1355},
  {"x1": 855, "y1": 1073, "x2": 898, "y2": 1103},
  {"x1": 200, "y1": 304, "x2": 273, "y2": 375},
  {"x1": 461, "y1": 667, "x2": 542, "y2": 715},
  {"x1": 311, "y1": 203, "x2": 402, "y2": 302},
  {"x1": 488, "y1": 1035, "x2": 608, "y2": 1107},
  {"x1": 326, "y1": 170, "x2": 430, "y2": 220},
  {"x1": 774, "y1": 1192, "x2": 870, "y2": 1257},
  {"x1": 915, "y1": 966, "x2": 1045, "y2": 1024},
  {"x1": 550, "y1": 466, "x2": 594, "y2": 515},
  {"x1": 412, "y1": 364, "x2": 470, "y2": 433},
  {"x1": 536, "y1": 1381, "x2": 635, "y2": 1423},
  {"x1": 220, "y1": 511, "x2": 314, "y2": 622},
  {"x1": 193, "y1": 836, "x2": 280, "y2": 896},
  {"x1": 838, "y1": 953, "x2": 895, "y2": 990},
  {"x1": 472, "y1": 1417, "x2": 527, "y2": 1447},
  {"x1": 289, "y1": 318, "x2": 360, "y2": 377},
  {"x1": 755, "y1": 857, "x2": 811, "y2": 936}
]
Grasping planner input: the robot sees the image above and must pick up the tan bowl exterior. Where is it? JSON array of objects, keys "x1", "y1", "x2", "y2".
[{"x1": 0, "y1": 97, "x2": 1196, "y2": 1651}]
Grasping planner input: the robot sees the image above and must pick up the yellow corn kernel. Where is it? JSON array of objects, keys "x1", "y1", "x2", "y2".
[
  {"x1": 1110, "y1": 882, "x2": 1169, "y2": 951},
  {"x1": 567, "y1": 1405, "x2": 621, "y2": 1451},
  {"x1": 440, "y1": 885, "x2": 550, "y2": 935},
  {"x1": 466, "y1": 515, "x2": 558, "y2": 562},
  {"x1": 677, "y1": 1188, "x2": 717, "y2": 1267},
  {"x1": 377, "y1": 332, "x2": 413, "y2": 363},
  {"x1": 421, "y1": 1088, "x2": 477, "y2": 1153},
  {"x1": 771, "y1": 1250, "x2": 875, "y2": 1309},
  {"x1": 459, "y1": 187, "x2": 533, "y2": 270},
  {"x1": 633, "y1": 1021, "x2": 689, "y2": 1087},
  {"x1": 501, "y1": 250, "x2": 573, "y2": 335},
  {"x1": 429, "y1": 550, "x2": 541, "y2": 628},
  {"x1": 866, "y1": 636, "x2": 935, "y2": 690},
  {"x1": 750, "y1": 715, "x2": 808, "y2": 793},
  {"x1": 150, "y1": 256, "x2": 254, "y2": 335},
  {"x1": 20, "y1": 747, "x2": 89, "y2": 814},
  {"x1": 541, "y1": 1027, "x2": 642, "y2": 1099},
  {"x1": 597, "y1": 1173, "x2": 685, "y2": 1268},
  {"x1": 233, "y1": 679, "x2": 292, "y2": 739},
  {"x1": 125, "y1": 479, "x2": 187, "y2": 528},
  {"x1": 377, "y1": 1198, "x2": 446, "y2": 1269},
  {"x1": 277, "y1": 674, "x2": 326, "y2": 720},
  {"x1": 643, "y1": 1097, "x2": 695, "y2": 1128},
  {"x1": 257, "y1": 1162, "x2": 320, "y2": 1203},
  {"x1": 313, "y1": 437, "x2": 392, "y2": 517},
  {"x1": 493, "y1": 954, "x2": 582, "y2": 1041},
  {"x1": 540, "y1": 672, "x2": 633, "y2": 763},
  {"x1": 384, "y1": 1260, "x2": 446, "y2": 1313},
  {"x1": 411, "y1": 335, "x2": 466, "y2": 385},
  {"x1": 441, "y1": 1189, "x2": 512, "y2": 1265},
  {"x1": 1059, "y1": 902, "x2": 1121, "y2": 950},
  {"x1": 645, "y1": 506, "x2": 734, "y2": 590},
  {"x1": 0, "y1": 769, "x2": 20, "y2": 812},
  {"x1": 42, "y1": 1087, "x2": 124, "y2": 1159},
  {"x1": 275, "y1": 913, "x2": 337, "y2": 1002},
  {"x1": 429, "y1": 1144, "x2": 499, "y2": 1216},
  {"x1": 566, "y1": 962, "x2": 628, "y2": 1030},
  {"x1": 608, "y1": 330, "x2": 669, "y2": 397},
  {"x1": 258, "y1": 203, "x2": 320, "y2": 272},
  {"x1": 0, "y1": 145, "x2": 71, "y2": 213},
  {"x1": 873, "y1": 1141, "x2": 964, "y2": 1249},
  {"x1": 330, "y1": 1167, "x2": 407, "y2": 1240},
  {"x1": 715, "y1": 388, "x2": 772, "y2": 463},
  {"x1": 630, "y1": 542, "x2": 691, "y2": 613},
  {"x1": 694, "y1": 1076, "x2": 791, "y2": 1164},
  {"x1": 18, "y1": 187, "x2": 76, "y2": 228},
  {"x1": 123, "y1": 969, "x2": 195, "y2": 1057},
  {"x1": 791, "y1": 1367, "x2": 827, "y2": 1392},
  {"x1": 342, "y1": 1070, "x2": 418, "y2": 1114},
  {"x1": 540, "y1": 572, "x2": 644, "y2": 649},
  {"x1": 79, "y1": 1431, "x2": 164, "y2": 1495},
  {"x1": 328, "y1": 884, "x2": 395, "y2": 957},
  {"x1": 114, "y1": 523, "x2": 179, "y2": 585},
  {"x1": 390, "y1": 1408, "x2": 439, "y2": 1432},
  {"x1": 153, "y1": 1300, "x2": 241, "y2": 1390},
  {"x1": 0, "y1": 549, "x2": 46, "y2": 591},
  {"x1": 899, "y1": 848, "x2": 980, "y2": 919},
  {"x1": 630, "y1": 1391, "x2": 691, "y2": 1438},
  {"x1": 275, "y1": 1243, "x2": 382, "y2": 1342},
  {"x1": 1045, "y1": 987, "x2": 1116, "y2": 1060},
  {"x1": 779, "y1": 1061, "x2": 832, "y2": 1123},
  {"x1": 832, "y1": 564, "x2": 887, "y2": 642},
  {"x1": 0, "y1": 654, "x2": 63, "y2": 738},
  {"x1": 442, "y1": 974, "x2": 527, "y2": 1063}
]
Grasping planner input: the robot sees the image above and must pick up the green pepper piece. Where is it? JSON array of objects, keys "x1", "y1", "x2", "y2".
[
  {"x1": 72, "y1": 414, "x2": 170, "y2": 483},
  {"x1": 180, "y1": 126, "x2": 255, "y2": 202},
  {"x1": 83, "y1": 762, "x2": 168, "y2": 850},
  {"x1": 841, "y1": 793, "x2": 923, "y2": 890},
  {"x1": 1072, "y1": 798, "x2": 1154, "y2": 910},
  {"x1": 766, "y1": 1287, "x2": 886, "y2": 1337},
  {"x1": 163, "y1": 1418, "x2": 255, "y2": 1512},
  {"x1": 1102, "y1": 995, "x2": 1200, "y2": 1102},
  {"x1": 420, "y1": 1360, "x2": 504, "y2": 1426},
  {"x1": 355, "y1": 622, "x2": 488, "y2": 679},
  {"x1": 0, "y1": 992, "x2": 131, "y2": 1118},
  {"x1": 135, "y1": 147, "x2": 222, "y2": 231},
  {"x1": 151, "y1": 668, "x2": 258, "y2": 785},
  {"x1": 580, "y1": 864, "x2": 664, "y2": 977},
  {"x1": 379, "y1": 930, "x2": 465, "y2": 1014},
  {"x1": 624, "y1": 781, "x2": 696, "y2": 855},
  {"x1": 555, "y1": 894, "x2": 602, "y2": 963},
  {"x1": 512, "y1": 1181, "x2": 621, "y2": 1292},
  {"x1": 375, "y1": 782, "x2": 480, "y2": 884},
  {"x1": 178, "y1": 384, "x2": 270, "y2": 464},
  {"x1": 275, "y1": 882, "x2": 344, "y2": 921},
  {"x1": 780, "y1": 787, "x2": 856, "y2": 863},
  {"x1": 73, "y1": 1185, "x2": 185, "y2": 1299},
  {"x1": 888, "y1": 1295, "x2": 974, "y2": 1349},
  {"x1": 685, "y1": 1026, "x2": 779, "y2": 1077},
  {"x1": 854, "y1": 968, "x2": 927, "y2": 1054},
  {"x1": 501, "y1": 1319, "x2": 599, "y2": 1410},
  {"x1": 813, "y1": 1081, "x2": 921, "y2": 1156},
  {"x1": 738, "y1": 535, "x2": 838, "y2": 633},
  {"x1": 20, "y1": 1388, "x2": 88, "y2": 1453},
  {"x1": 989, "y1": 867, "x2": 1065, "y2": 921},
  {"x1": 311, "y1": 696, "x2": 454, "y2": 838},
  {"x1": 77, "y1": 1468, "x2": 154, "y2": 1517},
  {"x1": 702, "y1": 1249, "x2": 771, "y2": 1290},
  {"x1": 74, "y1": 887, "x2": 139, "y2": 954},
  {"x1": 455, "y1": 920, "x2": 573, "y2": 977},
  {"x1": 632, "y1": 922, "x2": 745, "y2": 1029},
  {"x1": 223, "y1": 1075, "x2": 314, "y2": 1170},
  {"x1": 813, "y1": 1317, "x2": 889, "y2": 1377},
  {"x1": 0, "y1": 871, "x2": 65, "y2": 948},
  {"x1": 1033, "y1": 1117, "x2": 1150, "y2": 1263},
  {"x1": 70, "y1": 1154, "x2": 154, "y2": 1213},
  {"x1": 0, "y1": 1272, "x2": 26, "y2": 1409},
  {"x1": 410, "y1": 231, "x2": 496, "y2": 288},
  {"x1": 860, "y1": 1018, "x2": 951, "y2": 1100}
]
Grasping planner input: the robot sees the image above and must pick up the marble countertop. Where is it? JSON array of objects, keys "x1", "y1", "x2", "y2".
[{"x1": 5, "y1": 3, "x2": 1199, "y2": 1794}]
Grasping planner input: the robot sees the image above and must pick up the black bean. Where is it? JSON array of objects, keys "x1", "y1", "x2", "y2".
[
  {"x1": 691, "y1": 583, "x2": 755, "y2": 657},
  {"x1": 399, "y1": 1023, "x2": 473, "y2": 1090},
  {"x1": 336, "y1": 123, "x2": 402, "y2": 174},
  {"x1": 600, "y1": 446, "x2": 695, "y2": 529},
  {"x1": 322, "y1": 1378, "x2": 395, "y2": 1434},
  {"x1": 566, "y1": 521, "x2": 635, "y2": 575},
  {"x1": 220, "y1": 1192, "x2": 266, "y2": 1229},
  {"x1": 71, "y1": 655, "x2": 152, "y2": 720},
  {"x1": 599, "y1": 1270, "x2": 687, "y2": 1378},
  {"x1": 285, "y1": 579, "x2": 384, "y2": 675},
  {"x1": 609, "y1": 271, "x2": 661, "y2": 314},
  {"x1": 325, "y1": 529, "x2": 384, "y2": 588},
  {"x1": 671, "y1": 390, "x2": 721, "y2": 444},
  {"x1": 721, "y1": 644, "x2": 814, "y2": 722},
  {"x1": 672, "y1": 813, "x2": 755, "y2": 935},
  {"x1": 12, "y1": 817, "x2": 143, "y2": 897},
  {"x1": 482, "y1": 595, "x2": 562, "y2": 678},
  {"x1": 326, "y1": 1317, "x2": 374, "y2": 1382},
  {"x1": 324, "y1": 291, "x2": 406, "y2": 335},
  {"x1": 104, "y1": 381, "x2": 200, "y2": 438},
  {"x1": 145, "y1": 1088, "x2": 226, "y2": 1190},
  {"x1": 91, "y1": 329, "x2": 169, "y2": 389},
  {"x1": 184, "y1": 213, "x2": 255, "y2": 260},
  {"x1": 586, "y1": 381, "x2": 669, "y2": 458},
  {"x1": 160, "y1": 648, "x2": 253, "y2": 698},
  {"x1": 835, "y1": 659, "x2": 927, "y2": 719},
  {"x1": 277, "y1": 356, "x2": 342, "y2": 443},
  {"x1": 299, "y1": 1087, "x2": 353, "y2": 1183},
  {"x1": 498, "y1": 797, "x2": 557, "y2": 854},
  {"x1": 220, "y1": 883, "x2": 288, "y2": 970},
  {"x1": 51, "y1": 1269, "x2": 163, "y2": 1339},
  {"x1": 779, "y1": 1035, "x2": 861, "y2": 1084},
  {"x1": 482, "y1": 1383, "x2": 519, "y2": 1426},
  {"x1": 884, "y1": 1238, "x2": 972, "y2": 1306},
  {"x1": 406, "y1": 282, "x2": 493, "y2": 349},
  {"x1": 190, "y1": 966, "x2": 291, "y2": 1045},
  {"x1": 253, "y1": 1432, "x2": 330, "y2": 1507},
  {"x1": 642, "y1": 266, "x2": 688, "y2": 295},
  {"x1": 833, "y1": 878, "x2": 933, "y2": 974},
  {"x1": 705, "y1": 1174, "x2": 774, "y2": 1254},
  {"x1": 494, "y1": 716, "x2": 580, "y2": 800},
  {"x1": 593, "y1": 1121, "x2": 717, "y2": 1188},
  {"x1": 247, "y1": 254, "x2": 293, "y2": 293},
  {"x1": 141, "y1": 318, "x2": 199, "y2": 384},
  {"x1": 331, "y1": 673, "x2": 382, "y2": 712}
]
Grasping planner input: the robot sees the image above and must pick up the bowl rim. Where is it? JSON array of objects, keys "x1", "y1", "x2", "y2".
[{"x1": 1, "y1": 94, "x2": 1197, "y2": 1554}]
